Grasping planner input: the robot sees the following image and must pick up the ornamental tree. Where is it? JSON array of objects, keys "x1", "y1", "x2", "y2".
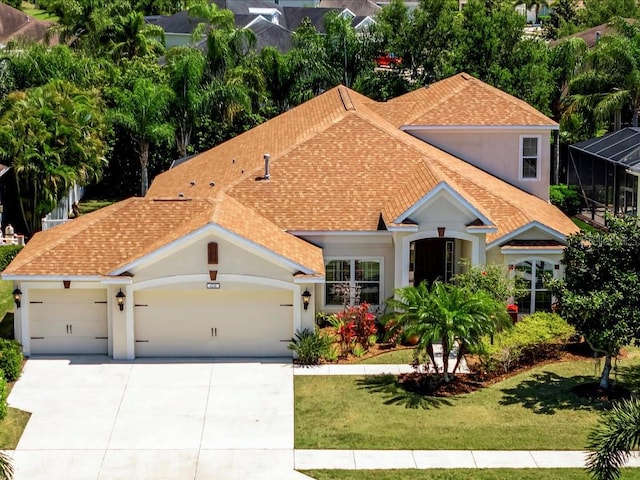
[{"x1": 550, "y1": 215, "x2": 640, "y2": 389}]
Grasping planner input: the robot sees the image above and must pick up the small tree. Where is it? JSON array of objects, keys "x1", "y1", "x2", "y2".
[
  {"x1": 550, "y1": 214, "x2": 640, "y2": 389},
  {"x1": 452, "y1": 261, "x2": 527, "y2": 304}
]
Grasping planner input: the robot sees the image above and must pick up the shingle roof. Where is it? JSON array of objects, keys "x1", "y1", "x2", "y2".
[
  {"x1": 368, "y1": 73, "x2": 559, "y2": 128},
  {"x1": 10, "y1": 74, "x2": 576, "y2": 277},
  {"x1": 0, "y1": 3, "x2": 56, "y2": 45},
  {"x1": 4, "y1": 196, "x2": 324, "y2": 277},
  {"x1": 318, "y1": 0, "x2": 381, "y2": 16}
]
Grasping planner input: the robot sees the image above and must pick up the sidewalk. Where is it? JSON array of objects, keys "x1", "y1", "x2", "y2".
[{"x1": 294, "y1": 450, "x2": 640, "y2": 469}]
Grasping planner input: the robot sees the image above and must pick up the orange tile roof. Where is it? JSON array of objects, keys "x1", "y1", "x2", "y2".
[
  {"x1": 5, "y1": 196, "x2": 323, "y2": 277},
  {"x1": 368, "y1": 73, "x2": 559, "y2": 128},
  {"x1": 8, "y1": 75, "x2": 574, "y2": 277}
]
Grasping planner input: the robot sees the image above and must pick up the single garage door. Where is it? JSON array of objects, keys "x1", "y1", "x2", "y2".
[
  {"x1": 30, "y1": 289, "x2": 108, "y2": 355},
  {"x1": 134, "y1": 289, "x2": 293, "y2": 357}
]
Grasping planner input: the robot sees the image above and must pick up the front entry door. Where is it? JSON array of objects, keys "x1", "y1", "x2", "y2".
[{"x1": 413, "y1": 238, "x2": 454, "y2": 287}]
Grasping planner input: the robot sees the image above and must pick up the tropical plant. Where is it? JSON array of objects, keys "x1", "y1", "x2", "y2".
[
  {"x1": 0, "y1": 450, "x2": 12, "y2": 480},
  {"x1": 550, "y1": 214, "x2": 640, "y2": 389},
  {"x1": 0, "y1": 80, "x2": 107, "y2": 234},
  {"x1": 328, "y1": 313, "x2": 357, "y2": 357},
  {"x1": 587, "y1": 397, "x2": 640, "y2": 480},
  {"x1": 452, "y1": 261, "x2": 527, "y2": 304},
  {"x1": 386, "y1": 281, "x2": 510, "y2": 382},
  {"x1": 288, "y1": 328, "x2": 333, "y2": 365}
]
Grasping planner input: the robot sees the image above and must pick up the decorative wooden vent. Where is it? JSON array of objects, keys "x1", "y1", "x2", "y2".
[{"x1": 208, "y1": 242, "x2": 218, "y2": 264}]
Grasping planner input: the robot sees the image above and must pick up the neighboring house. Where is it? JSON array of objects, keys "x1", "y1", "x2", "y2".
[
  {"x1": 568, "y1": 127, "x2": 640, "y2": 225},
  {"x1": 147, "y1": 3, "x2": 376, "y2": 52},
  {"x1": 0, "y1": 3, "x2": 56, "y2": 48},
  {"x1": 3, "y1": 73, "x2": 578, "y2": 360}
]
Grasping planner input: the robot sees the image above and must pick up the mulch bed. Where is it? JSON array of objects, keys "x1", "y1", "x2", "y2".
[{"x1": 571, "y1": 382, "x2": 632, "y2": 402}]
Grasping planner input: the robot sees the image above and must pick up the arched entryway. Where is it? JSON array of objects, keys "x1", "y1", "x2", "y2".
[{"x1": 410, "y1": 238, "x2": 456, "y2": 286}]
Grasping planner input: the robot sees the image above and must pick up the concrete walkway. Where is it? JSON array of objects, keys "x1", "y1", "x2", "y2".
[{"x1": 294, "y1": 450, "x2": 640, "y2": 469}]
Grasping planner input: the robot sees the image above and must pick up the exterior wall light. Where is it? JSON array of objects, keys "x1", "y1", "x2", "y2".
[
  {"x1": 12, "y1": 288, "x2": 22, "y2": 308},
  {"x1": 116, "y1": 289, "x2": 126, "y2": 311},
  {"x1": 302, "y1": 289, "x2": 312, "y2": 311}
]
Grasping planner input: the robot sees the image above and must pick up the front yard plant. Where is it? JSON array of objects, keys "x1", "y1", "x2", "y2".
[
  {"x1": 0, "y1": 339, "x2": 22, "y2": 382},
  {"x1": 289, "y1": 328, "x2": 333, "y2": 366}
]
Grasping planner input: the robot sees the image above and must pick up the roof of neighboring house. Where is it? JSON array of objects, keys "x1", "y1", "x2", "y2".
[
  {"x1": 549, "y1": 19, "x2": 636, "y2": 49},
  {"x1": 8, "y1": 73, "x2": 577, "y2": 277},
  {"x1": 280, "y1": 7, "x2": 336, "y2": 33},
  {"x1": 0, "y1": 3, "x2": 56, "y2": 45},
  {"x1": 570, "y1": 127, "x2": 640, "y2": 171},
  {"x1": 367, "y1": 73, "x2": 558, "y2": 128},
  {"x1": 4, "y1": 196, "x2": 324, "y2": 277},
  {"x1": 318, "y1": 0, "x2": 381, "y2": 16},
  {"x1": 146, "y1": 11, "x2": 204, "y2": 34},
  {"x1": 248, "y1": 19, "x2": 293, "y2": 51}
]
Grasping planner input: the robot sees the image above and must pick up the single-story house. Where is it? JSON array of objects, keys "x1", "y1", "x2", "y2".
[{"x1": 3, "y1": 73, "x2": 578, "y2": 360}]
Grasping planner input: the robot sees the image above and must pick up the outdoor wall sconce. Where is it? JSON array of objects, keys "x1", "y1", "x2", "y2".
[
  {"x1": 12, "y1": 288, "x2": 21, "y2": 308},
  {"x1": 302, "y1": 289, "x2": 312, "y2": 311},
  {"x1": 116, "y1": 289, "x2": 126, "y2": 311}
]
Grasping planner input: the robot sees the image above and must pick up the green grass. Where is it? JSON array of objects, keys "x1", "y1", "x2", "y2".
[
  {"x1": 0, "y1": 407, "x2": 30, "y2": 449},
  {"x1": 78, "y1": 200, "x2": 115, "y2": 215},
  {"x1": 358, "y1": 348, "x2": 416, "y2": 364},
  {"x1": 302, "y1": 469, "x2": 640, "y2": 480},
  {"x1": 21, "y1": 1, "x2": 59, "y2": 21},
  {"x1": 295, "y1": 349, "x2": 640, "y2": 450},
  {"x1": 572, "y1": 217, "x2": 601, "y2": 234}
]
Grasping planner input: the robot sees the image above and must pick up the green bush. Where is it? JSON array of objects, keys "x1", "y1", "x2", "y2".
[
  {"x1": 472, "y1": 313, "x2": 575, "y2": 374},
  {"x1": 0, "y1": 372, "x2": 7, "y2": 421},
  {"x1": 550, "y1": 184, "x2": 583, "y2": 216},
  {"x1": 289, "y1": 328, "x2": 333, "y2": 365},
  {"x1": 0, "y1": 245, "x2": 22, "y2": 272},
  {"x1": 0, "y1": 339, "x2": 23, "y2": 382}
]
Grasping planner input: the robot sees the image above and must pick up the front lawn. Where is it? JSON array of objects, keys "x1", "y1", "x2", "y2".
[
  {"x1": 0, "y1": 407, "x2": 30, "y2": 449},
  {"x1": 357, "y1": 348, "x2": 415, "y2": 364},
  {"x1": 295, "y1": 349, "x2": 640, "y2": 450},
  {"x1": 303, "y1": 469, "x2": 640, "y2": 480}
]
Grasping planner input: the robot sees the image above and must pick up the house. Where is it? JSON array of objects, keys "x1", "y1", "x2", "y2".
[
  {"x1": 3, "y1": 73, "x2": 578, "y2": 360},
  {"x1": 567, "y1": 127, "x2": 640, "y2": 225},
  {"x1": 0, "y1": 3, "x2": 56, "y2": 48}
]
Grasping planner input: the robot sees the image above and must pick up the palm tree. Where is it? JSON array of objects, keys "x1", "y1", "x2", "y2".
[
  {"x1": 513, "y1": 0, "x2": 549, "y2": 23},
  {"x1": 587, "y1": 397, "x2": 640, "y2": 480},
  {"x1": 109, "y1": 76, "x2": 175, "y2": 196},
  {"x1": 0, "y1": 451, "x2": 13, "y2": 480},
  {"x1": 386, "y1": 281, "x2": 509, "y2": 382}
]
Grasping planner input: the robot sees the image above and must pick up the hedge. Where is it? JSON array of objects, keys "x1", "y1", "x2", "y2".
[
  {"x1": 0, "y1": 339, "x2": 22, "y2": 382},
  {"x1": 0, "y1": 245, "x2": 22, "y2": 272},
  {"x1": 473, "y1": 312, "x2": 575, "y2": 374},
  {"x1": 0, "y1": 372, "x2": 6, "y2": 420}
]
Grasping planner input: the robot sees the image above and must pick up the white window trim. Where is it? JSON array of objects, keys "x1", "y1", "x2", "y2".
[
  {"x1": 323, "y1": 256, "x2": 384, "y2": 309},
  {"x1": 510, "y1": 257, "x2": 559, "y2": 314},
  {"x1": 519, "y1": 134, "x2": 542, "y2": 181}
]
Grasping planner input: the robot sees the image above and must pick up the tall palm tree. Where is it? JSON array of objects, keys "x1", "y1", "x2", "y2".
[
  {"x1": 587, "y1": 397, "x2": 640, "y2": 480},
  {"x1": 387, "y1": 281, "x2": 509, "y2": 382}
]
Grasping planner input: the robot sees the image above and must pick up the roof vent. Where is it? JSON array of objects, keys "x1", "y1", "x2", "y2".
[
  {"x1": 178, "y1": 192, "x2": 184, "y2": 198},
  {"x1": 264, "y1": 153, "x2": 271, "y2": 180},
  {"x1": 232, "y1": 159, "x2": 236, "y2": 164},
  {"x1": 595, "y1": 31, "x2": 601, "y2": 43},
  {"x1": 209, "y1": 181, "x2": 216, "y2": 187},
  {"x1": 190, "y1": 180, "x2": 196, "y2": 186}
]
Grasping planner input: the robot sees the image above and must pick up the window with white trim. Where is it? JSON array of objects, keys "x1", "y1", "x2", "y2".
[
  {"x1": 514, "y1": 259, "x2": 556, "y2": 314},
  {"x1": 325, "y1": 259, "x2": 381, "y2": 306},
  {"x1": 520, "y1": 136, "x2": 540, "y2": 180}
]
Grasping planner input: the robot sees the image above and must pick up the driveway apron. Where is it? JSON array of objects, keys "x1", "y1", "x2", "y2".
[{"x1": 7, "y1": 356, "x2": 300, "y2": 480}]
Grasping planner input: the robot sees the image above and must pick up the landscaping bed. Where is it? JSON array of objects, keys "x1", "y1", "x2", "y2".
[{"x1": 302, "y1": 469, "x2": 640, "y2": 480}]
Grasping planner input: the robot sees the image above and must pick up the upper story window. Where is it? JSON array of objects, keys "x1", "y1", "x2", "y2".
[
  {"x1": 520, "y1": 135, "x2": 541, "y2": 180},
  {"x1": 325, "y1": 258, "x2": 381, "y2": 306}
]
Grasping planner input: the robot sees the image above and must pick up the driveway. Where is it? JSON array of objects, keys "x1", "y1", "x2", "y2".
[{"x1": 7, "y1": 356, "x2": 308, "y2": 480}]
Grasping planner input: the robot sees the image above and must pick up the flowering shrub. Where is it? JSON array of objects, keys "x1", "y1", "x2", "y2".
[{"x1": 329, "y1": 303, "x2": 377, "y2": 357}]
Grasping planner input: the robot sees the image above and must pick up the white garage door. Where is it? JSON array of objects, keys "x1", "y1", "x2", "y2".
[
  {"x1": 134, "y1": 289, "x2": 293, "y2": 357},
  {"x1": 30, "y1": 289, "x2": 108, "y2": 355}
]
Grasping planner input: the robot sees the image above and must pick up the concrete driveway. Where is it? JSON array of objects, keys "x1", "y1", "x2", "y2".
[{"x1": 7, "y1": 356, "x2": 307, "y2": 480}]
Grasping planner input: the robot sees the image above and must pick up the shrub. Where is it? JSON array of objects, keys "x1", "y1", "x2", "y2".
[
  {"x1": 0, "y1": 245, "x2": 22, "y2": 272},
  {"x1": 471, "y1": 313, "x2": 575, "y2": 374},
  {"x1": 0, "y1": 339, "x2": 23, "y2": 382},
  {"x1": 550, "y1": 184, "x2": 583, "y2": 216},
  {"x1": 288, "y1": 329, "x2": 332, "y2": 365},
  {"x1": 0, "y1": 372, "x2": 6, "y2": 421}
]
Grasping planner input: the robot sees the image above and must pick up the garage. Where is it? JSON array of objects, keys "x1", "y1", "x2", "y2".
[
  {"x1": 29, "y1": 289, "x2": 108, "y2": 355},
  {"x1": 134, "y1": 288, "x2": 293, "y2": 357}
]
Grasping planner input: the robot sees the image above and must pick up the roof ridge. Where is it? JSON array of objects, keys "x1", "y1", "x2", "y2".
[
  {"x1": 338, "y1": 86, "x2": 355, "y2": 111},
  {"x1": 400, "y1": 74, "x2": 470, "y2": 126}
]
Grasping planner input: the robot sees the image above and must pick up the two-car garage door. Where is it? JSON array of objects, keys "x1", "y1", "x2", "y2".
[{"x1": 134, "y1": 289, "x2": 293, "y2": 357}]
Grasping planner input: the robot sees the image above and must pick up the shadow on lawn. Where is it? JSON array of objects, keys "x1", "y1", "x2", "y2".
[
  {"x1": 356, "y1": 374, "x2": 454, "y2": 410},
  {"x1": 616, "y1": 364, "x2": 640, "y2": 392},
  {"x1": 499, "y1": 371, "x2": 605, "y2": 414}
]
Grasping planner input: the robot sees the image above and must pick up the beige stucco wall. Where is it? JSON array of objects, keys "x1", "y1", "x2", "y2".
[
  {"x1": 132, "y1": 234, "x2": 296, "y2": 285},
  {"x1": 406, "y1": 129, "x2": 552, "y2": 201}
]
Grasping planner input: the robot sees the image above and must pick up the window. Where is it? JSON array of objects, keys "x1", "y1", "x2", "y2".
[
  {"x1": 514, "y1": 260, "x2": 555, "y2": 314},
  {"x1": 325, "y1": 259, "x2": 381, "y2": 306},
  {"x1": 520, "y1": 136, "x2": 540, "y2": 180}
]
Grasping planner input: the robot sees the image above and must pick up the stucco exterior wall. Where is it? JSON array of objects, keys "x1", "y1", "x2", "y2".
[{"x1": 406, "y1": 129, "x2": 552, "y2": 201}]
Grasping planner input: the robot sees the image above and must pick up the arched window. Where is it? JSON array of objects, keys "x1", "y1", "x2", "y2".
[{"x1": 514, "y1": 259, "x2": 557, "y2": 314}]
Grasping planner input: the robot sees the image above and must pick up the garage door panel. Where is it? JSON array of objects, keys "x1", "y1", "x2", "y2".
[
  {"x1": 134, "y1": 289, "x2": 293, "y2": 357},
  {"x1": 30, "y1": 289, "x2": 108, "y2": 355}
]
